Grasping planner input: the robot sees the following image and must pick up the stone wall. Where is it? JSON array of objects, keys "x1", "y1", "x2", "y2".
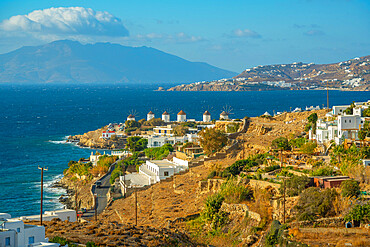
[
  {"x1": 198, "y1": 178, "x2": 224, "y2": 194},
  {"x1": 220, "y1": 202, "x2": 261, "y2": 222},
  {"x1": 290, "y1": 217, "x2": 345, "y2": 228}
]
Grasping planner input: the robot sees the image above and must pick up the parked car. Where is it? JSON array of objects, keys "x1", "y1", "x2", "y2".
[{"x1": 96, "y1": 181, "x2": 102, "y2": 188}]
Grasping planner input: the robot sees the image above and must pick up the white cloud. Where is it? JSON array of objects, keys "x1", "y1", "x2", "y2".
[
  {"x1": 0, "y1": 7, "x2": 129, "y2": 37},
  {"x1": 231, "y1": 29, "x2": 261, "y2": 38}
]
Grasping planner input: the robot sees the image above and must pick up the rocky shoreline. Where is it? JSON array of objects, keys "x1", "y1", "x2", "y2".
[{"x1": 51, "y1": 176, "x2": 94, "y2": 211}]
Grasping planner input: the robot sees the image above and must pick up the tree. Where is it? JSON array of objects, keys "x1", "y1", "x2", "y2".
[
  {"x1": 307, "y1": 113, "x2": 318, "y2": 134},
  {"x1": 271, "y1": 137, "x2": 291, "y2": 164},
  {"x1": 125, "y1": 120, "x2": 141, "y2": 129},
  {"x1": 341, "y1": 179, "x2": 360, "y2": 198},
  {"x1": 344, "y1": 204, "x2": 370, "y2": 223},
  {"x1": 363, "y1": 108, "x2": 370, "y2": 117},
  {"x1": 126, "y1": 137, "x2": 147, "y2": 152},
  {"x1": 295, "y1": 187, "x2": 338, "y2": 221},
  {"x1": 198, "y1": 128, "x2": 227, "y2": 156},
  {"x1": 173, "y1": 125, "x2": 188, "y2": 136},
  {"x1": 344, "y1": 102, "x2": 355, "y2": 115},
  {"x1": 283, "y1": 175, "x2": 310, "y2": 197},
  {"x1": 300, "y1": 141, "x2": 317, "y2": 155}
]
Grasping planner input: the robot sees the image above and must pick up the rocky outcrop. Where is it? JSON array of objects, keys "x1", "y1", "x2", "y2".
[{"x1": 68, "y1": 127, "x2": 126, "y2": 149}]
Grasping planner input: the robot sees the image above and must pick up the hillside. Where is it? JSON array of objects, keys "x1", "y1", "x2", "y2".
[
  {"x1": 0, "y1": 40, "x2": 236, "y2": 84},
  {"x1": 167, "y1": 55, "x2": 370, "y2": 91}
]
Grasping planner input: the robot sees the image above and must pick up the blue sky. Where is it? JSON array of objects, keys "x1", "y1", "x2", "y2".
[{"x1": 0, "y1": 0, "x2": 369, "y2": 72}]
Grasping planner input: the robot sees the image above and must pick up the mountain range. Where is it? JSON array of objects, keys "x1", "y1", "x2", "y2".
[
  {"x1": 167, "y1": 55, "x2": 370, "y2": 91},
  {"x1": 0, "y1": 40, "x2": 236, "y2": 84}
]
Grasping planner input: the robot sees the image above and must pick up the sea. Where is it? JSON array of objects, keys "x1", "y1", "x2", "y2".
[{"x1": 0, "y1": 84, "x2": 368, "y2": 217}]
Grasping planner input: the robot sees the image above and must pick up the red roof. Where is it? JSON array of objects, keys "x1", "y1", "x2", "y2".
[
  {"x1": 203, "y1": 111, "x2": 211, "y2": 115},
  {"x1": 162, "y1": 111, "x2": 169, "y2": 115},
  {"x1": 103, "y1": 131, "x2": 115, "y2": 133},
  {"x1": 148, "y1": 111, "x2": 154, "y2": 114},
  {"x1": 177, "y1": 110, "x2": 186, "y2": 115}
]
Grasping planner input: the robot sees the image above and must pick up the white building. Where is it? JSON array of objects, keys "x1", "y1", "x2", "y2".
[
  {"x1": 177, "y1": 110, "x2": 186, "y2": 122},
  {"x1": 310, "y1": 100, "x2": 369, "y2": 144},
  {"x1": 0, "y1": 213, "x2": 58, "y2": 247},
  {"x1": 146, "y1": 133, "x2": 198, "y2": 148},
  {"x1": 362, "y1": 159, "x2": 370, "y2": 167},
  {"x1": 127, "y1": 114, "x2": 135, "y2": 121},
  {"x1": 162, "y1": 111, "x2": 170, "y2": 122},
  {"x1": 119, "y1": 158, "x2": 188, "y2": 194},
  {"x1": 203, "y1": 111, "x2": 211, "y2": 122},
  {"x1": 139, "y1": 158, "x2": 189, "y2": 183},
  {"x1": 101, "y1": 130, "x2": 115, "y2": 139},
  {"x1": 147, "y1": 111, "x2": 155, "y2": 121},
  {"x1": 15, "y1": 210, "x2": 77, "y2": 223},
  {"x1": 153, "y1": 125, "x2": 174, "y2": 136},
  {"x1": 220, "y1": 111, "x2": 229, "y2": 120}
]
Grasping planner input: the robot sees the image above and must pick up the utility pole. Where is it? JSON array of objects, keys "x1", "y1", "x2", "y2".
[
  {"x1": 326, "y1": 81, "x2": 329, "y2": 109},
  {"x1": 75, "y1": 185, "x2": 78, "y2": 221},
  {"x1": 134, "y1": 190, "x2": 138, "y2": 225},
  {"x1": 38, "y1": 166, "x2": 48, "y2": 226},
  {"x1": 94, "y1": 193, "x2": 97, "y2": 221},
  {"x1": 283, "y1": 178, "x2": 286, "y2": 224}
]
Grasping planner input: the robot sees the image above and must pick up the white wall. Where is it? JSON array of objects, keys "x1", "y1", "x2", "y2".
[{"x1": 0, "y1": 230, "x2": 16, "y2": 247}]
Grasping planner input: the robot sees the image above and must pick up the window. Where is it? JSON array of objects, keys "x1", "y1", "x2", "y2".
[
  {"x1": 17, "y1": 227, "x2": 20, "y2": 232},
  {"x1": 164, "y1": 171, "x2": 169, "y2": 176},
  {"x1": 344, "y1": 120, "x2": 347, "y2": 123},
  {"x1": 28, "y1": 236, "x2": 35, "y2": 244},
  {"x1": 5, "y1": 237, "x2": 10, "y2": 246},
  {"x1": 349, "y1": 120, "x2": 351, "y2": 123}
]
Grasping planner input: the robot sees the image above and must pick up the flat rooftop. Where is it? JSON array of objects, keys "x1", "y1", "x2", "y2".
[{"x1": 149, "y1": 160, "x2": 175, "y2": 168}]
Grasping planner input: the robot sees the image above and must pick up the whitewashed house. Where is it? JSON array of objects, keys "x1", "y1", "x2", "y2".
[
  {"x1": 147, "y1": 111, "x2": 155, "y2": 121},
  {"x1": 16, "y1": 209, "x2": 77, "y2": 223},
  {"x1": 162, "y1": 111, "x2": 170, "y2": 122},
  {"x1": 101, "y1": 130, "x2": 116, "y2": 139},
  {"x1": 119, "y1": 158, "x2": 188, "y2": 194},
  {"x1": 203, "y1": 111, "x2": 211, "y2": 122},
  {"x1": 139, "y1": 158, "x2": 188, "y2": 183},
  {"x1": 310, "y1": 100, "x2": 369, "y2": 144},
  {"x1": 177, "y1": 110, "x2": 187, "y2": 122},
  {"x1": 0, "y1": 213, "x2": 58, "y2": 247}
]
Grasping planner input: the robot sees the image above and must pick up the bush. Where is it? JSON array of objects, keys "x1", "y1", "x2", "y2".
[
  {"x1": 264, "y1": 165, "x2": 280, "y2": 173},
  {"x1": 219, "y1": 179, "x2": 253, "y2": 203},
  {"x1": 222, "y1": 158, "x2": 259, "y2": 177},
  {"x1": 341, "y1": 179, "x2": 360, "y2": 198},
  {"x1": 144, "y1": 143, "x2": 173, "y2": 160},
  {"x1": 126, "y1": 137, "x2": 147, "y2": 152},
  {"x1": 310, "y1": 166, "x2": 335, "y2": 176},
  {"x1": 201, "y1": 193, "x2": 228, "y2": 230},
  {"x1": 295, "y1": 187, "x2": 338, "y2": 221},
  {"x1": 282, "y1": 175, "x2": 310, "y2": 197},
  {"x1": 344, "y1": 203, "x2": 370, "y2": 223}
]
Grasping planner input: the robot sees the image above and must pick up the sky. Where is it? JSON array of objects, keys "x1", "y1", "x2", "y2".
[{"x1": 0, "y1": 0, "x2": 369, "y2": 72}]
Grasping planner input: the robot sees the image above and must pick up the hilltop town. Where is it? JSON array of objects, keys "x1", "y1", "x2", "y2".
[
  {"x1": 2, "y1": 100, "x2": 370, "y2": 247},
  {"x1": 166, "y1": 55, "x2": 370, "y2": 91}
]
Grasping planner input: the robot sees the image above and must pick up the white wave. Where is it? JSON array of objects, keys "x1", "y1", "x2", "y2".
[{"x1": 48, "y1": 140, "x2": 67, "y2": 144}]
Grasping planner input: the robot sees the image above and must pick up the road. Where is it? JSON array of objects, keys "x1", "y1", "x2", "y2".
[{"x1": 82, "y1": 160, "x2": 118, "y2": 219}]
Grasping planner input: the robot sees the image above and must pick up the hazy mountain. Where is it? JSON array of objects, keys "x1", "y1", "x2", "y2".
[{"x1": 0, "y1": 40, "x2": 236, "y2": 84}]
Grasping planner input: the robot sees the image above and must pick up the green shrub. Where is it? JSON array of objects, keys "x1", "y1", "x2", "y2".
[
  {"x1": 295, "y1": 187, "x2": 338, "y2": 221},
  {"x1": 344, "y1": 203, "x2": 370, "y2": 223},
  {"x1": 219, "y1": 179, "x2": 253, "y2": 203},
  {"x1": 144, "y1": 143, "x2": 173, "y2": 160},
  {"x1": 201, "y1": 193, "x2": 228, "y2": 230},
  {"x1": 341, "y1": 179, "x2": 360, "y2": 198}
]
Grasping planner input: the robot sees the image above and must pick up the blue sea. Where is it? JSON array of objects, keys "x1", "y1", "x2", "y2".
[{"x1": 0, "y1": 84, "x2": 368, "y2": 217}]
